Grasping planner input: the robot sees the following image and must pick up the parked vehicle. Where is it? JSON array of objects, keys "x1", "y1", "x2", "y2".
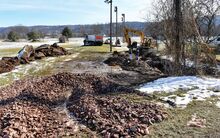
[{"x1": 83, "y1": 35, "x2": 103, "y2": 46}]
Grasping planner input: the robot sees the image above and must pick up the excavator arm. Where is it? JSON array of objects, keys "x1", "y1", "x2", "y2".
[
  {"x1": 123, "y1": 27, "x2": 154, "y2": 48},
  {"x1": 123, "y1": 27, "x2": 145, "y2": 46}
]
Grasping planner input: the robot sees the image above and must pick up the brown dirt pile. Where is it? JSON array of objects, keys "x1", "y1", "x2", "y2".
[{"x1": 0, "y1": 57, "x2": 20, "y2": 74}]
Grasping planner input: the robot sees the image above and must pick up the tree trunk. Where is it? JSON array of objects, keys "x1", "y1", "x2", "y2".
[{"x1": 174, "y1": 0, "x2": 182, "y2": 75}]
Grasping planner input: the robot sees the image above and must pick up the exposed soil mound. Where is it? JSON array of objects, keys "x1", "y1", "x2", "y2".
[
  {"x1": 0, "y1": 60, "x2": 15, "y2": 74},
  {"x1": 0, "y1": 57, "x2": 20, "y2": 74}
]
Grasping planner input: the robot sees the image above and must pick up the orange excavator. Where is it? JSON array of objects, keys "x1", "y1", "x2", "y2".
[
  {"x1": 123, "y1": 27, "x2": 153, "y2": 48},
  {"x1": 123, "y1": 27, "x2": 156, "y2": 59}
]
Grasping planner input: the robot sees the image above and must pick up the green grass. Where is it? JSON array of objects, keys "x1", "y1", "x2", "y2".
[
  {"x1": 68, "y1": 44, "x2": 115, "y2": 53},
  {"x1": 61, "y1": 44, "x2": 116, "y2": 62},
  {"x1": 0, "y1": 47, "x2": 20, "y2": 57},
  {"x1": 149, "y1": 99, "x2": 220, "y2": 138}
]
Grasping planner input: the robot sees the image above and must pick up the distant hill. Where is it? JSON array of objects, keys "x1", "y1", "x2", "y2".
[
  {"x1": 0, "y1": 15, "x2": 219, "y2": 38},
  {"x1": 0, "y1": 22, "x2": 148, "y2": 38}
]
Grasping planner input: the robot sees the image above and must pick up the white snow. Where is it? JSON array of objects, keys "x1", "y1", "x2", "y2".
[
  {"x1": 0, "y1": 38, "x2": 84, "y2": 49},
  {"x1": 138, "y1": 76, "x2": 220, "y2": 108}
]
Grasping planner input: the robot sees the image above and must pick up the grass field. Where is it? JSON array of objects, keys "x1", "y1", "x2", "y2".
[{"x1": 113, "y1": 93, "x2": 220, "y2": 137}]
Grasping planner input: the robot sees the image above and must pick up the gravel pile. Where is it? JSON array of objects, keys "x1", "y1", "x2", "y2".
[
  {"x1": 0, "y1": 72, "x2": 167, "y2": 137},
  {"x1": 0, "y1": 100, "x2": 78, "y2": 137},
  {"x1": 68, "y1": 95, "x2": 167, "y2": 137}
]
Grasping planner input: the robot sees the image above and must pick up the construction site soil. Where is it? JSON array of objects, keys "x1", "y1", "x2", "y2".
[{"x1": 0, "y1": 73, "x2": 167, "y2": 137}]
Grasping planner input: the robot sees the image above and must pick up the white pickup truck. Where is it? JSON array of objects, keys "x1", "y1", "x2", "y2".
[{"x1": 209, "y1": 36, "x2": 220, "y2": 47}]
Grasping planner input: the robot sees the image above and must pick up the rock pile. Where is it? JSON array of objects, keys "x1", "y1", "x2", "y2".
[
  {"x1": 0, "y1": 43, "x2": 68, "y2": 74},
  {"x1": 0, "y1": 100, "x2": 78, "y2": 137},
  {"x1": 68, "y1": 95, "x2": 167, "y2": 137},
  {"x1": 104, "y1": 52, "x2": 164, "y2": 76},
  {"x1": 35, "y1": 43, "x2": 68, "y2": 59},
  {"x1": 0, "y1": 73, "x2": 167, "y2": 137}
]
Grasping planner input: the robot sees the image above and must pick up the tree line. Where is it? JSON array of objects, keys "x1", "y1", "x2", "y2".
[{"x1": 6, "y1": 27, "x2": 73, "y2": 42}]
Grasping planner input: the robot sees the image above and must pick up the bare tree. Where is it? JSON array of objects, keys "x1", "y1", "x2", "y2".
[
  {"x1": 151, "y1": 0, "x2": 219, "y2": 75},
  {"x1": 192, "y1": 0, "x2": 220, "y2": 42}
]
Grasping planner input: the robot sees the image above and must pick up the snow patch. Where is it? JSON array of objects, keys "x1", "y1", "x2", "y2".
[{"x1": 138, "y1": 76, "x2": 220, "y2": 108}]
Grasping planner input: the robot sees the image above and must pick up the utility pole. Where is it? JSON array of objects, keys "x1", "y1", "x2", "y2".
[
  {"x1": 121, "y1": 13, "x2": 125, "y2": 42},
  {"x1": 104, "y1": 0, "x2": 113, "y2": 52},
  {"x1": 114, "y1": 6, "x2": 118, "y2": 46}
]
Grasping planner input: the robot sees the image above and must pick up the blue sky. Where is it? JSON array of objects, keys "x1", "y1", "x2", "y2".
[{"x1": 0, "y1": 0, "x2": 153, "y2": 27}]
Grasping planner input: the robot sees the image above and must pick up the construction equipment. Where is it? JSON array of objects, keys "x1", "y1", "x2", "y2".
[
  {"x1": 123, "y1": 27, "x2": 152, "y2": 48},
  {"x1": 123, "y1": 27, "x2": 156, "y2": 60},
  {"x1": 83, "y1": 35, "x2": 103, "y2": 46}
]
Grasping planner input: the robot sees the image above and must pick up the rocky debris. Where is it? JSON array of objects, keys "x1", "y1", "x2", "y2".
[
  {"x1": 105, "y1": 51, "x2": 220, "y2": 77},
  {"x1": 35, "y1": 43, "x2": 68, "y2": 59},
  {"x1": 104, "y1": 52, "x2": 165, "y2": 78},
  {"x1": 68, "y1": 95, "x2": 167, "y2": 137},
  {"x1": 0, "y1": 43, "x2": 69, "y2": 74},
  {"x1": 0, "y1": 100, "x2": 78, "y2": 138},
  {"x1": 0, "y1": 72, "x2": 167, "y2": 137}
]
